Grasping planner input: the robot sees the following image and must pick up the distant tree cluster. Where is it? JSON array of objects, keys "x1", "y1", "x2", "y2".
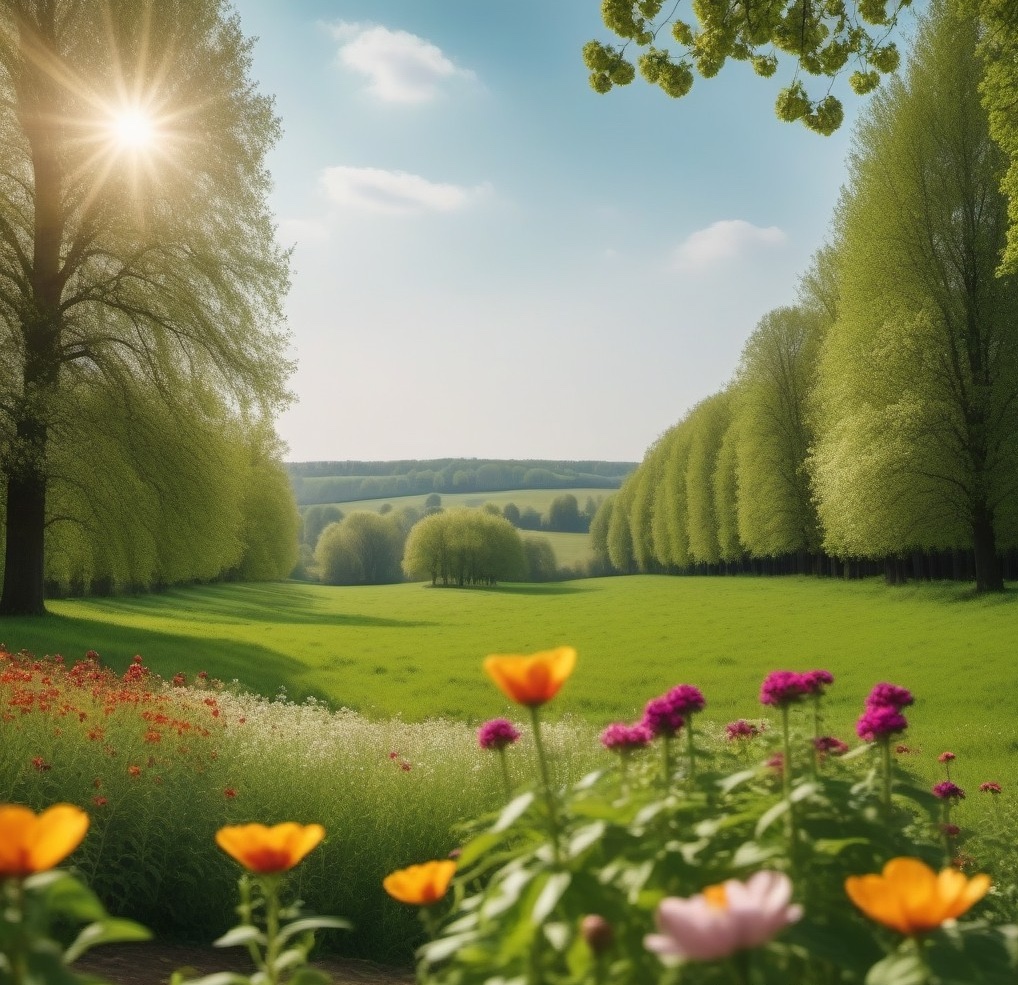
[
  {"x1": 498, "y1": 494, "x2": 602, "y2": 533},
  {"x1": 287, "y1": 459, "x2": 633, "y2": 506},
  {"x1": 402, "y1": 510, "x2": 527, "y2": 587},
  {"x1": 598, "y1": 3, "x2": 1018, "y2": 593}
]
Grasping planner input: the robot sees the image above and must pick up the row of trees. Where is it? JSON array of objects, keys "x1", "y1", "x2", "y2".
[
  {"x1": 291, "y1": 461, "x2": 631, "y2": 506},
  {"x1": 594, "y1": 2, "x2": 1018, "y2": 592}
]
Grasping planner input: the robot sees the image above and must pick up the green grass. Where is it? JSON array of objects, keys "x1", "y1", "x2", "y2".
[
  {"x1": 4, "y1": 575, "x2": 1015, "y2": 794},
  {"x1": 315, "y1": 486, "x2": 609, "y2": 517},
  {"x1": 524, "y1": 530, "x2": 592, "y2": 567}
]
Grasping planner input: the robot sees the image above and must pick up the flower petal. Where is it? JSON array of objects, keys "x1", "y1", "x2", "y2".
[
  {"x1": 28, "y1": 804, "x2": 90, "y2": 872},
  {"x1": 845, "y1": 874, "x2": 910, "y2": 934}
]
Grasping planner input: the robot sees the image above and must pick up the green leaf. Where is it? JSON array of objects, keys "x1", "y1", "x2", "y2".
[
  {"x1": 40, "y1": 874, "x2": 107, "y2": 923},
  {"x1": 286, "y1": 969, "x2": 334, "y2": 985},
  {"x1": 865, "y1": 950, "x2": 927, "y2": 985},
  {"x1": 568, "y1": 822, "x2": 606, "y2": 859},
  {"x1": 718, "y1": 767, "x2": 761, "y2": 793},
  {"x1": 169, "y1": 974, "x2": 251, "y2": 985},
  {"x1": 755, "y1": 798, "x2": 790, "y2": 837},
  {"x1": 64, "y1": 917, "x2": 152, "y2": 964},
  {"x1": 493, "y1": 792, "x2": 535, "y2": 833},
  {"x1": 731, "y1": 840, "x2": 783, "y2": 868},
  {"x1": 531, "y1": 871, "x2": 571, "y2": 925},
  {"x1": 419, "y1": 931, "x2": 481, "y2": 964},
  {"x1": 277, "y1": 916, "x2": 352, "y2": 944},
  {"x1": 455, "y1": 831, "x2": 501, "y2": 869},
  {"x1": 213, "y1": 924, "x2": 266, "y2": 948}
]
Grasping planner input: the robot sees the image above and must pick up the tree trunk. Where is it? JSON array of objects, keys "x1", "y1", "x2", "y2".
[
  {"x1": 0, "y1": 460, "x2": 47, "y2": 615},
  {"x1": 972, "y1": 505, "x2": 1004, "y2": 592}
]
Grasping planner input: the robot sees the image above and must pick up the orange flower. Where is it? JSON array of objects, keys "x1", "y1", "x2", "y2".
[
  {"x1": 845, "y1": 857, "x2": 990, "y2": 935},
  {"x1": 483, "y1": 646, "x2": 577, "y2": 707},
  {"x1": 215, "y1": 822, "x2": 325, "y2": 874},
  {"x1": 383, "y1": 860, "x2": 456, "y2": 906},
  {"x1": 0, "y1": 804, "x2": 89, "y2": 878}
]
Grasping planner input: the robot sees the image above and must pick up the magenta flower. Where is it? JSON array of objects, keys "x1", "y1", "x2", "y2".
[
  {"x1": 940, "y1": 823, "x2": 961, "y2": 838},
  {"x1": 759, "y1": 671, "x2": 810, "y2": 708},
  {"x1": 600, "y1": 722, "x2": 652, "y2": 752},
  {"x1": 642, "y1": 695, "x2": 685, "y2": 738},
  {"x1": 813, "y1": 736, "x2": 849, "y2": 756},
  {"x1": 866, "y1": 683, "x2": 914, "y2": 709},
  {"x1": 932, "y1": 781, "x2": 965, "y2": 801},
  {"x1": 645, "y1": 871, "x2": 802, "y2": 963},
  {"x1": 666, "y1": 684, "x2": 706, "y2": 715},
  {"x1": 477, "y1": 718, "x2": 521, "y2": 751},
  {"x1": 980, "y1": 782, "x2": 1002, "y2": 794},
  {"x1": 938, "y1": 751, "x2": 956, "y2": 764},
  {"x1": 725, "y1": 720, "x2": 760, "y2": 741},
  {"x1": 856, "y1": 704, "x2": 908, "y2": 741},
  {"x1": 802, "y1": 670, "x2": 834, "y2": 696}
]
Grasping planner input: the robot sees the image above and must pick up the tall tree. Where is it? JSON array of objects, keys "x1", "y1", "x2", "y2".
[
  {"x1": 734, "y1": 307, "x2": 825, "y2": 557},
  {"x1": 810, "y1": 1, "x2": 1018, "y2": 590},
  {"x1": 684, "y1": 392, "x2": 732, "y2": 566},
  {"x1": 0, "y1": 1, "x2": 291, "y2": 614}
]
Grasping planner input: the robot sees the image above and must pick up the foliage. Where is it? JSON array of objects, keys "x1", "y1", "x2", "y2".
[
  {"x1": 414, "y1": 669, "x2": 1018, "y2": 984},
  {"x1": 0, "y1": 0, "x2": 293, "y2": 614},
  {"x1": 809, "y1": 1, "x2": 1018, "y2": 589},
  {"x1": 522, "y1": 536, "x2": 560, "y2": 582},
  {"x1": 584, "y1": 0, "x2": 911, "y2": 134},
  {"x1": 314, "y1": 512, "x2": 404, "y2": 586},
  {"x1": 403, "y1": 509, "x2": 526, "y2": 587}
]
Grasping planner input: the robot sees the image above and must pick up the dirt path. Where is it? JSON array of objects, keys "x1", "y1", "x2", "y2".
[{"x1": 76, "y1": 941, "x2": 415, "y2": 985}]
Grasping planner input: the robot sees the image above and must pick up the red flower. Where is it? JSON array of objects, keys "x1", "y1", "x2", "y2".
[
  {"x1": 128, "y1": 765, "x2": 141, "y2": 778},
  {"x1": 31, "y1": 756, "x2": 51, "y2": 772},
  {"x1": 401, "y1": 762, "x2": 412, "y2": 772},
  {"x1": 92, "y1": 796, "x2": 108, "y2": 807},
  {"x1": 224, "y1": 788, "x2": 237, "y2": 799}
]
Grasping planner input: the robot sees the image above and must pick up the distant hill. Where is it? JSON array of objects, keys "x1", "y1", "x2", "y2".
[{"x1": 285, "y1": 459, "x2": 636, "y2": 506}]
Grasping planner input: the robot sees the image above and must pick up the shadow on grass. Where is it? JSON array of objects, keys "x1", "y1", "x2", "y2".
[
  {"x1": 51, "y1": 582, "x2": 438, "y2": 628},
  {"x1": 0, "y1": 611, "x2": 333, "y2": 702},
  {"x1": 468, "y1": 583, "x2": 591, "y2": 596}
]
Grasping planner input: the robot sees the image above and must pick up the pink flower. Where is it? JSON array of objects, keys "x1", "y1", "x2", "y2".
[
  {"x1": 813, "y1": 736, "x2": 849, "y2": 756},
  {"x1": 666, "y1": 684, "x2": 706, "y2": 715},
  {"x1": 477, "y1": 718, "x2": 521, "y2": 751},
  {"x1": 645, "y1": 871, "x2": 802, "y2": 962},
  {"x1": 866, "y1": 683, "x2": 913, "y2": 709},
  {"x1": 641, "y1": 696, "x2": 685, "y2": 738},
  {"x1": 600, "y1": 722, "x2": 652, "y2": 752},
  {"x1": 802, "y1": 670, "x2": 834, "y2": 696},
  {"x1": 932, "y1": 781, "x2": 965, "y2": 800},
  {"x1": 856, "y1": 705, "x2": 908, "y2": 741},
  {"x1": 980, "y1": 782, "x2": 1002, "y2": 795},
  {"x1": 940, "y1": 823, "x2": 961, "y2": 837},
  {"x1": 938, "y1": 751, "x2": 956, "y2": 764},
  {"x1": 725, "y1": 720, "x2": 759, "y2": 741},
  {"x1": 759, "y1": 671, "x2": 810, "y2": 708}
]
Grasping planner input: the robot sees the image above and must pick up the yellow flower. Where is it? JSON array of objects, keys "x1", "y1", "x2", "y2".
[
  {"x1": 383, "y1": 860, "x2": 456, "y2": 906},
  {"x1": 845, "y1": 857, "x2": 991, "y2": 935},
  {"x1": 483, "y1": 646, "x2": 577, "y2": 707},
  {"x1": 0, "y1": 804, "x2": 90, "y2": 878},
  {"x1": 215, "y1": 822, "x2": 325, "y2": 874}
]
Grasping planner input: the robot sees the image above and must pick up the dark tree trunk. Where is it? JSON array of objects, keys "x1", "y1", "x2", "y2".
[
  {"x1": 1, "y1": 452, "x2": 47, "y2": 615},
  {"x1": 972, "y1": 505, "x2": 1004, "y2": 592}
]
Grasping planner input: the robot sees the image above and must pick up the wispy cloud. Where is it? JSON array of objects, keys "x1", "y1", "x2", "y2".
[
  {"x1": 320, "y1": 166, "x2": 491, "y2": 215},
  {"x1": 329, "y1": 22, "x2": 475, "y2": 103},
  {"x1": 672, "y1": 220, "x2": 787, "y2": 271}
]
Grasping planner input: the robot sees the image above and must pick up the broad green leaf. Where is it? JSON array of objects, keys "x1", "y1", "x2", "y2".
[
  {"x1": 64, "y1": 917, "x2": 152, "y2": 963},
  {"x1": 865, "y1": 950, "x2": 927, "y2": 985},
  {"x1": 277, "y1": 916, "x2": 352, "y2": 944},
  {"x1": 531, "y1": 871, "x2": 571, "y2": 925},
  {"x1": 213, "y1": 924, "x2": 266, "y2": 948},
  {"x1": 755, "y1": 798, "x2": 790, "y2": 837},
  {"x1": 493, "y1": 792, "x2": 535, "y2": 833}
]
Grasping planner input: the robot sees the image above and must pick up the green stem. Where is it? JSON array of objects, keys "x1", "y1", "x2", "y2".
[
  {"x1": 238, "y1": 875, "x2": 265, "y2": 975},
  {"x1": 263, "y1": 876, "x2": 282, "y2": 985},
  {"x1": 661, "y1": 735, "x2": 674, "y2": 786},
  {"x1": 780, "y1": 705, "x2": 797, "y2": 865},
  {"x1": 881, "y1": 737, "x2": 893, "y2": 816},
  {"x1": 530, "y1": 707, "x2": 562, "y2": 866},
  {"x1": 686, "y1": 717, "x2": 697, "y2": 783},
  {"x1": 6, "y1": 878, "x2": 28, "y2": 985},
  {"x1": 730, "y1": 948, "x2": 752, "y2": 985},
  {"x1": 497, "y1": 747, "x2": 513, "y2": 802}
]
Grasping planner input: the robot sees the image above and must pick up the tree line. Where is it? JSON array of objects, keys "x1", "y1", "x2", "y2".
[
  {"x1": 288, "y1": 460, "x2": 632, "y2": 506},
  {"x1": 592, "y1": 2, "x2": 1018, "y2": 593}
]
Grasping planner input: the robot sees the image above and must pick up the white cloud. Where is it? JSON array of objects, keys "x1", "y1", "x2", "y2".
[
  {"x1": 672, "y1": 220, "x2": 787, "y2": 271},
  {"x1": 329, "y1": 22, "x2": 474, "y2": 103},
  {"x1": 320, "y1": 166, "x2": 491, "y2": 215}
]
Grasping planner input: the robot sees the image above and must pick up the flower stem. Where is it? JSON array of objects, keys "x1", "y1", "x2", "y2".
[
  {"x1": 881, "y1": 737, "x2": 893, "y2": 816},
  {"x1": 5, "y1": 878, "x2": 28, "y2": 985},
  {"x1": 530, "y1": 707, "x2": 561, "y2": 865},
  {"x1": 661, "y1": 735, "x2": 674, "y2": 786},
  {"x1": 686, "y1": 717, "x2": 697, "y2": 783},
  {"x1": 263, "y1": 876, "x2": 282, "y2": 985},
  {"x1": 497, "y1": 747, "x2": 513, "y2": 802},
  {"x1": 780, "y1": 705, "x2": 797, "y2": 864}
]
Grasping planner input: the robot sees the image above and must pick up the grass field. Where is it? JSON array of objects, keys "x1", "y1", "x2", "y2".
[
  {"x1": 3, "y1": 575, "x2": 1014, "y2": 801},
  {"x1": 311, "y1": 486, "x2": 611, "y2": 516}
]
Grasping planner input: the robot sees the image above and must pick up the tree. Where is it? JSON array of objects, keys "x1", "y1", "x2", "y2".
[
  {"x1": 809, "y1": 1, "x2": 1018, "y2": 591},
  {"x1": 733, "y1": 307, "x2": 825, "y2": 557},
  {"x1": 502, "y1": 502, "x2": 521, "y2": 527},
  {"x1": 589, "y1": 495, "x2": 616, "y2": 572},
  {"x1": 522, "y1": 536, "x2": 558, "y2": 582},
  {"x1": 402, "y1": 509, "x2": 525, "y2": 586},
  {"x1": 684, "y1": 392, "x2": 732, "y2": 566},
  {"x1": 546, "y1": 493, "x2": 585, "y2": 532},
  {"x1": 315, "y1": 512, "x2": 404, "y2": 585},
  {"x1": 585, "y1": 0, "x2": 909, "y2": 135},
  {"x1": 0, "y1": 1, "x2": 291, "y2": 614},
  {"x1": 587, "y1": 2, "x2": 1018, "y2": 291},
  {"x1": 302, "y1": 505, "x2": 344, "y2": 550}
]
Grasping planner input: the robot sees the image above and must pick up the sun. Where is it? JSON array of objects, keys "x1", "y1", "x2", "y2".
[{"x1": 109, "y1": 109, "x2": 157, "y2": 150}]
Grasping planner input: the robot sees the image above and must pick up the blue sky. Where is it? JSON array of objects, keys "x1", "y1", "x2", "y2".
[{"x1": 229, "y1": 0, "x2": 902, "y2": 464}]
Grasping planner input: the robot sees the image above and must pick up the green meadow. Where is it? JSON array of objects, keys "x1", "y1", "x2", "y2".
[
  {"x1": 5, "y1": 575, "x2": 1014, "y2": 793},
  {"x1": 309, "y1": 486, "x2": 611, "y2": 516}
]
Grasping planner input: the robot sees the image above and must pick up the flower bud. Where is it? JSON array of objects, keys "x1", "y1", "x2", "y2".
[{"x1": 581, "y1": 914, "x2": 614, "y2": 956}]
